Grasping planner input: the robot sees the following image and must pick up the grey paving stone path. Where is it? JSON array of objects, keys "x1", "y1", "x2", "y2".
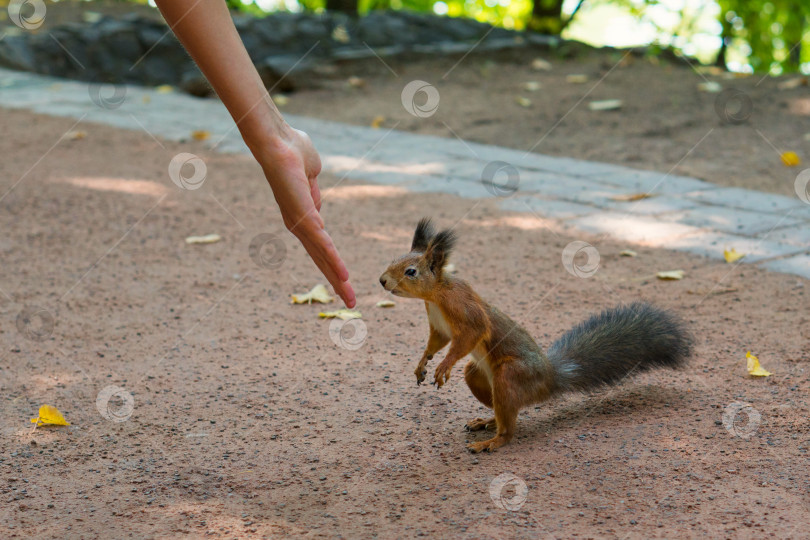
[{"x1": 2, "y1": 67, "x2": 809, "y2": 279}]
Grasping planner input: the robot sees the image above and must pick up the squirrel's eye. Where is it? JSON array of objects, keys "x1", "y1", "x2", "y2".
[{"x1": 404, "y1": 267, "x2": 418, "y2": 277}]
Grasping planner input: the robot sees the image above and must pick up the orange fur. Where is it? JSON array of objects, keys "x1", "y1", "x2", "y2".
[
  {"x1": 379, "y1": 219, "x2": 557, "y2": 452},
  {"x1": 380, "y1": 219, "x2": 691, "y2": 453}
]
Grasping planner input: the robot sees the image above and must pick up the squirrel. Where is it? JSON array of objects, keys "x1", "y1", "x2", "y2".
[{"x1": 379, "y1": 218, "x2": 692, "y2": 453}]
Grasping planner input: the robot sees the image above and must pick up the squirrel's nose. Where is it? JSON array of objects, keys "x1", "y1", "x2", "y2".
[{"x1": 379, "y1": 276, "x2": 387, "y2": 288}]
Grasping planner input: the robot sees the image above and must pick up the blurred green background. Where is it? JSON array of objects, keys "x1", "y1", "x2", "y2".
[
  {"x1": 17, "y1": 0, "x2": 810, "y2": 74},
  {"x1": 218, "y1": 0, "x2": 809, "y2": 74}
]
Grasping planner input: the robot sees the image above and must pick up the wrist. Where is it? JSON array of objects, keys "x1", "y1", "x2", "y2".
[
  {"x1": 242, "y1": 119, "x2": 296, "y2": 167},
  {"x1": 234, "y1": 90, "x2": 295, "y2": 156}
]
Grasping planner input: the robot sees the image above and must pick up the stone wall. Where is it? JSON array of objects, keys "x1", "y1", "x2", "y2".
[{"x1": 0, "y1": 11, "x2": 559, "y2": 95}]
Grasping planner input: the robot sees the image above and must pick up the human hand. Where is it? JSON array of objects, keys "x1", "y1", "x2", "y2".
[{"x1": 257, "y1": 127, "x2": 356, "y2": 308}]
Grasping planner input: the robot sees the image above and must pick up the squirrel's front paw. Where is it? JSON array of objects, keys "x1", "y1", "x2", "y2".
[
  {"x1": 414, "y1": 366, "x2": 427, "y2": 385},
  {"x1": 433, "y1": 361, "x2": 453, "y2": 388}
]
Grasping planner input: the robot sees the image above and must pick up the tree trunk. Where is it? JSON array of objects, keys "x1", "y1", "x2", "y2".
[
  {"x1": 715, "y1": 19, "x2": 731, "y2": 69},
  {"x1": 326, "y1": 0, "x2": 359, "y2": 15},
  {"x1": 529, "y1": 0, "x2": 566, "y2": 34}
]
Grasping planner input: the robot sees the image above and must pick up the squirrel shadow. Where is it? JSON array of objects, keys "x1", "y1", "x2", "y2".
[{"x1": 519, "y1": 384, "x2": 690, "y2": 435}]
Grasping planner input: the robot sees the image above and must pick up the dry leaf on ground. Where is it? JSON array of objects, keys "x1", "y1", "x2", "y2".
[
  {"x1": 185, "y1": 234, "x2": 221, "y2": 245},
  {"x1": 657, "y1": 270, "x2": 684, "y2": 280},
  {"x1": 376, "y1": 300, "x2": 395, "y2": 308},
  {"x1": 63, "y1": 130, "x2": 87, "y2": 141},
  {"x1": 31, "y1": 405, "x2": 70, "y2": 427},
  {"x1": 724, "y1": 248, "x2": 745, "y2": 263},
  {"x1": 781, "y1": 151, "x2": 801, "y2": 166},
  {"x1": 319, "y1": 309, "x2": 362, "y2": 320},
  {"x1": 566, "y1": 74, "x2": 588, "y2": 84},
  {"x1": 588, "y1": 99, "x2": 623, "y2": 111},
  {"x1": 610, "y1": 193, "x2": 652, "y2": 201},
  {"x1": 371, "y1": 115, "x2": 385, "y2": 128},
  {"x1": 191, "y1": 130, "x2": 210, "y2": 141},
  {"x1": 697, "y1": 81, "x2": 722, "y2": 93},
  {"x1": 619, "y1": 250, "x2": 637, "y2": 257},
  {"x1": 531, "y1": 58, "x2": 552, "y2": 71},
  {"x1": 291, "y1": 284, "x2": 334, "y2": 304},
  {"x1": 516, "y1": 97, "x2": 532, "y2": 107},
  {"x1": 746, "y1": 351, "x2": 772, "y2": 377}
]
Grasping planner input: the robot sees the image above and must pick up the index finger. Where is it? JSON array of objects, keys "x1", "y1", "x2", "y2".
[{"x1": 297, "y1": 229, "x2": 356, "y2": 308}]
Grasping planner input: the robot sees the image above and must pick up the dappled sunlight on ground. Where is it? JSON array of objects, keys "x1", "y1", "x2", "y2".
[
  {"x1": 468, "y1": 215, "x2": 559, "y2": 232},
  {"x1": 57, "y1": 176, "x2": 169, "y2": 197},
  {"x1": 323, "y1": 184, "x2": 410, "y2": 200},
  {"x1": 359, "y1": 229, "x2": 411, "y2": 244},
  {"x1": 322, "y1": 155, "x2": 445, "y2": 177},
  {"x1": 788, "y1": 97, "x2": 810, "y2": 116}
]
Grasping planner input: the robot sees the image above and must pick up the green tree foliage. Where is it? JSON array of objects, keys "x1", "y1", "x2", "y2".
[
  {"x1": 228, "y1": 0, "x2": 810, "y2": 72},
  {"x1": 717, "y1": 0, "x2": 809, "y2": 73}
]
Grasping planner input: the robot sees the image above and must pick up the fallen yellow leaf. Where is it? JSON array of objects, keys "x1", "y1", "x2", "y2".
[
  {"x1": 724, "y1": 248, "x2": 745, "y2": 263},
  {"x1": 185, "y1": 234, "x2": 221, "y2": 245},
  {"x1": 697, "y1": 81, "x2": 722, "y2": 93},
  {"x1": 619, "y1": 250, "x2": 637, "y2": 257},
  {"x1": 191, "y1": 130, "x2": 210, "y2": 141},
  {"x1": 588, "y1": 99, "x2": 623, "y2": 111},
  {"x1": 516, "y1": 97, "x2": 532, "y2": 108},
  {"x1": 371, "y1": 115, "x2": 385, "y2": 129},
  {"x1": 291, "y1": 284, "x2": 334, "y2": 305},
  {"x1": 566, "y1": 74, "x2": 588, "y2": 84},
  {"x1": 531, "y1": 58, "x2": 552, "y2": 71},
  {"x1": 746, "y1": 351, "x2": 772, "y2": 377},
  {"x1": 781, "y1": 151, "x2": 801, "y2": 166},
  {"x1": 657, "y1": 270, "x2": 684, "y2": 280},
  {"x1": 273, "y1": 95, "x2": 289, "y2": 106},
  {"x1": 348, "y1": 76, "x2": 366, "y2": 88},
  {"x1": 31, "y1": 405, "x2": 70, "y2": 427},
  {"x1": 611, "y1": 193, "x2": 652, "y2": 202},
  {"x1": 522, "y1": 81, "x2": 542, "y2": 92},
  {"x1": 63, "y1": 130, "x2": 87, "y2": 141},
  {"x1": 155, "y1": 85, "x2": 174, "y2": 94},
  {"x1": 376, "y1": 300, "x2": 395, "y2": 308},
  {"x1": 319, "y1": 309, "x2": 362, "y2": 320}
]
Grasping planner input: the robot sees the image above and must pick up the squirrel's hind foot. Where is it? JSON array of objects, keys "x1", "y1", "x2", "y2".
[{"x1": 465, "y1": 417, "x2": 496, "y2": 432}]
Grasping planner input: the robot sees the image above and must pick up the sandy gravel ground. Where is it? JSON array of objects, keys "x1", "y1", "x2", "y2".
[{"x1": 1, "y1": 108, "x2": 809, "y2": 538}]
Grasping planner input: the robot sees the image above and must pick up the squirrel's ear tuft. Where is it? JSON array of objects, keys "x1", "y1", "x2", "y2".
[
  {"x1": 411, "y1": 218, "x2": 436, "y2": 252},
  {"x1": 425, "y1": 229, "x2": 456, "y2": 274}
]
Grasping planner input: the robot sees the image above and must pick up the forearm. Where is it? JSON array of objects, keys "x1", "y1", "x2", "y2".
[
  {"x1": 423, "y1": 328, "x2": 450, "y2": 359},
  {"x1": 154, "y1": 0, "x2": 291, "y2": 154}
]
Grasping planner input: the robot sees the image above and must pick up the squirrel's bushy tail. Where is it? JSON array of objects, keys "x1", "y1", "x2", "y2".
[{"x1": 547, "y1": 302, "x2": 691, "y2": 392}]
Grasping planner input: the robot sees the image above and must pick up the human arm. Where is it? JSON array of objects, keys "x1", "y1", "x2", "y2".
[{"x1": 154, "y1": 0, "x2": 356, "y2": 307}]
